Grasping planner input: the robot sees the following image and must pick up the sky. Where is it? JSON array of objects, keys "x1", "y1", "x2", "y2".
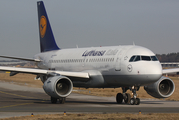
[{"x1": 0, "y1": 0, "x2": 179, "y2": 58}]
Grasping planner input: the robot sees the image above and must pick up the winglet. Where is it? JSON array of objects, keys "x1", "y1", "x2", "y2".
[{"x1": 37, "y1": 1, "x2": 60, "y2": 52}]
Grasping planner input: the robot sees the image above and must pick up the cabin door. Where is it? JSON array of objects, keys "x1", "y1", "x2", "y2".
[
  {"x1": 115, "y1": 57, "x2": 121, "y2": 71},
  {"x1": 115, "y1": 48, "x2": 127, "y2": 71}
]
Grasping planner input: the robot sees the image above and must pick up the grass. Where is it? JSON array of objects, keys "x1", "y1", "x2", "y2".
[
  {"x1": 1, "y1": 113, "x2": 179, "y2": 120},
  {"x1": 0, "y1": 73, "x2": 43, "y2": 88}
]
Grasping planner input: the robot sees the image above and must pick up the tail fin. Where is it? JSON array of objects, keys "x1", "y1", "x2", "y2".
[{"x1": 37, "y1": 1, "x2": 59, "y2": 52}]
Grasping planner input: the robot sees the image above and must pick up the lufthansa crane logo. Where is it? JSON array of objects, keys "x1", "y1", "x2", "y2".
[
  {"x1": 127, "y1": 64, "x2": 133, "y2": 72},
  {"x1": 40, "y1": 15, "x2": 47, "y2": 38}
]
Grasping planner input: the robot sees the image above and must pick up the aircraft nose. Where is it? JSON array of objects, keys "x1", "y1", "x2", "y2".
[{"x1": 146, "y1": 62, "x2": 162, "y2": 82}]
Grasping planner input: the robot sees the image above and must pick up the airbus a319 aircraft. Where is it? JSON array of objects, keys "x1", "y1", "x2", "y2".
[{"x1": 0, "y1": 1, "x2": 178, "y2": 105}]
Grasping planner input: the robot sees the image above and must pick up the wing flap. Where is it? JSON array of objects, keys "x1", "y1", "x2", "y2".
[{"x1": 0, "y1": 66, "x2": 89, "y2": 78}]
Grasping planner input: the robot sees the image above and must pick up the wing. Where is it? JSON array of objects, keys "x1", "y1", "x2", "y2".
[
  {"x1": 163, "y1": 68, "x2": 179, "y2": 74},
  {"x1": 0, "y1": 56, "x2": 89, "y2": 78},
  {"x1": 0, "y1": 66, "x2": 89, "y2": 78}
]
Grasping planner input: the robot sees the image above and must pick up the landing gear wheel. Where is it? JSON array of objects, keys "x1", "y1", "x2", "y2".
[
  {"x1": 59, "y1": 97, "x2": 66, "y2": 104},
  {"x1": 130, "y1": 98, "x2": 136, "y2": 105},
  {"x1": 135, "y1": 98, "x2": 140, "y2": 105},
  {"x1": 51, "y1": 97, "x2": 57, "y2": 104},
  {"x1": 116, "y1": 93, "x2": 123, "y2": 104},
  {"x1": 124, "y1": 93, "x2": 131, "y2": 104}
]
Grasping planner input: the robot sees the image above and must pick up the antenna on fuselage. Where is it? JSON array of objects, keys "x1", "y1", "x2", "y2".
[{"x1": 133, "y1": 42, "x2": 135, "y2": 46}]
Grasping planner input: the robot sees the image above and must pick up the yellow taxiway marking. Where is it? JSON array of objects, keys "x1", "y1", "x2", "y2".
[
  {"x1": 0, "y1": 90, "x2": 47, "y2": 109},
  {"x1": 0, "y1": 103, "x2": 34, "y2": 109},
  {"x1": 0, "y1": 90, "x2": 34, "y2": 99},
  {"x1": 0, "y1": 90, "x2": 36, "y2": 109}
]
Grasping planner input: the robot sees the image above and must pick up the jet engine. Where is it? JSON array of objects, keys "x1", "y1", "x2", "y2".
[
  {"x1": 43, "y1": 76, "x2": 73, "y2": 98},
  {"x1": 144, "y1": 76, "x2": 175, "y2": 98}
]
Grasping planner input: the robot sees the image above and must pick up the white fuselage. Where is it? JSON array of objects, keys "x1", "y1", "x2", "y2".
[{"x1": 34, "y1": 45, "x2": 162, "y2": 88}]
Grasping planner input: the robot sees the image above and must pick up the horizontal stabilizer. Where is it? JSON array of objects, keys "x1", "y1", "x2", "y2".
[{"x1": 0, "y1": 55, "x2": 41, "y2": 62}]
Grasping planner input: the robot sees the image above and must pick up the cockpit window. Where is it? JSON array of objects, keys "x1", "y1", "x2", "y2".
[
  {"x1": 129, "y1": 56, "x2": 136, "y2": 62},
  {"x1": 151, "y1": 56, "x2": 158, "y2": 61},
  {"x1": 129, "y1": 55, "x2": 158, "y2": 62},
  {"x1": 141, "y1": 56, "x2": 151, "y2": 61},
  {"x1": 134, "y1": 56, "x2": 140, "y2": 62}
]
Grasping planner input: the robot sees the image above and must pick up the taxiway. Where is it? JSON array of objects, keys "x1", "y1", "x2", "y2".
[{"x1": 0, "y1": 81, "x2": 179, "y2": 118}]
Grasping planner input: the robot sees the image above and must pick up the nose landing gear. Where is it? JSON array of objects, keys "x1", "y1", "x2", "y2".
[
  {"x1": 130, "y1": 86, "x2": 140, "y2": 105},
  {"x1": 116, "y1": 86, "x2": 140, "y2": 105}
]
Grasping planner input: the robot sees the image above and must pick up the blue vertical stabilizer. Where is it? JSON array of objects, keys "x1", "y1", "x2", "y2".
[{"x1": 37, "y1": 1, "x2": 60, "y2": 52}]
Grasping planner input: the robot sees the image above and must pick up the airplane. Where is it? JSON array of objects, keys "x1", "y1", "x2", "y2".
[{"x1": 0, "y1": 1, "x2": 178, "y2": 105}]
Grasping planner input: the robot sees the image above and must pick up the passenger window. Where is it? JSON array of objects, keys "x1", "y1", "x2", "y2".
[
  {"x1": 129, "y1": 56, "x2": 136, "y2": 62},
  {"x1": 151, "y1": 56, "x2": 158, "y2": 61},
  {"x1": 141, "y1": 56, "x2": 151, "y2": 61},
  {"x1": 134, "y1": 56, "x2": 140, "y2": 61}
]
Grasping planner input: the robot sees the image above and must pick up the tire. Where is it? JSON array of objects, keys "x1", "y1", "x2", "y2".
[
  {"x1": 59, "y1": 97, "x2": 66, "y2": 104},
  {"x1": 116, "y1": 93, "x2": 123, "y2": 104},
  {"x1": 51, "y1": 97, "x2": 57, "y2": 104},
  {"x1": 124, "y1": 93, "x2": 131, "y2": 104},
  {"x1": 130, "y1": 98, "x2": 135, "y2": 105},
  {"x1": 135, "y1": 98, "x2": 140, "y2": 105}
]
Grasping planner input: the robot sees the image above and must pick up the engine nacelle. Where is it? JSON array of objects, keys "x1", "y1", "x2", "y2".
[
  {"x1": 144, "y1": 76, "x2": 175, "y2": 98},
  {"x1": 43, "y1": 76, "x2": 73, "y2": 98}
]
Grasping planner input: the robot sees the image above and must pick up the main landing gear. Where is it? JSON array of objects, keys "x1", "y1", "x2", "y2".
[
  {"x1": 51, "y1": 97, "x2": 66, "y2": 104},
  {"x1": 116, "y1": 86, "x2": 140, "y2": 105}
]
